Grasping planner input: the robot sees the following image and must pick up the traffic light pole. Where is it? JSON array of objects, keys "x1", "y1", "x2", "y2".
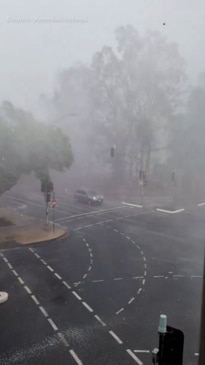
[{"x1": 199, "y1": 251, "x2": 205, "y2": 365}]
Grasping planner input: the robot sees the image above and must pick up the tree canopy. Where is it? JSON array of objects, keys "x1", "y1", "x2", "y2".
[{"x1": 0, "y1": 101, "x2": 73, "y2": 194}]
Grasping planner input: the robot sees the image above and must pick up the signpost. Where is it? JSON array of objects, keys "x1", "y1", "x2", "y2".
[{"x1": 50, "y1": 198, "x2": 57, "y2": 233}]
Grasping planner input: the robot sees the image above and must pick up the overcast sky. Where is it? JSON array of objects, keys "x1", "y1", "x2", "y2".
[{"x1": 0, "y1": 0, "x2": 204, "y2": 116}]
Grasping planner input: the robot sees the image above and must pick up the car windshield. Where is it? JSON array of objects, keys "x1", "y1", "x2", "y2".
[{"x1": 0, "y1": 1, "x2": 205, "y2": 365}]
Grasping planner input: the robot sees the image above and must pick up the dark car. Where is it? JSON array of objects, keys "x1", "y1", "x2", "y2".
[{"x1": 74, "y1": 189, "x2": 104, "y2": 205}]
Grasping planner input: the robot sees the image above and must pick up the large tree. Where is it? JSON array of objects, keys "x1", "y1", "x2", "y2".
[{"x1": 0, "y1": 101, "x2": 73, "y2": 194}]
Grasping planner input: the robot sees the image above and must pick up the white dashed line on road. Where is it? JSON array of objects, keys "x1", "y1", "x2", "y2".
[
  {"x1": 82, "y1": 301, "x2": 93, "y2": 312},
  {"x1": 83, "y1": 273, "x2": 87, "y2": 279},
  {"x1": 191, "y1": 275, "x2": 203, "y2": 278},
  {"x1": 62, "y1": 281, "x2": 71, "y2": 290},
  {"x1": 173, "y1": 275, "x2": 184, "y2": 278},
  {"x1": 12, "y1": 270, "x2": 18, "y2": 276},
  {"x1": 54, "y1": 273, "x2": 62, "y2": 280},
  {"x1": 132, "y1": 276, "x2": 143, "y2": 280},
  {"x1": 128, "y1": 297, "x2": 135, "y2": 304},
  {"x1": 198, "y1": 202, "x2": 205, "y2": 207},
  {"x1": 31, "y1": 295, "x2": 40, "y2": 305},
  {"x1": 114, "y1": 277, "x2": 123, "y2": 281},
  {"x1": 35, "y1": 253, "x2": 40, "y2": 259},
  {"x1": 92, "y1": 279, "x2": 104, "y2": 283},
  {"x1": 134, "y1": 350, "x2": 150, "y2": 353},
  {"x1": 116, "y1": 308, "x2": 124, "y2": 315},
  {"x1": 24, "y1": 285, "x2": 32, "y2": 294},
  {"x1": 72, "y1": 291, "x2": 82, "y2": 301},
  {"x1": 3, "y1": 257, "x2": 8, "y2": 263},
  {"x1": 57, "y1": 332, "x2": 69, "y2": 347},
  {"x1": 40, "y1": 259, "x2": 47, "y2": 265},
  {"x1": 154, "y1": 275, "x2": 164, "y2": 278},
  {"x1": 126, "y1": 349, "x2": 143, "y2": 364},
  {"x1": 142, "y1": 279, "x2": 146, "y2": 285},
  {"x1": 88, "y1": 266, "x2": 92, "y2": 272},
  {"x1": 109, "y1": 331, "x2": 123, "y2": 344},
  {"x1": 94, "y1": 315, "x2": 106, "y2": 327},
  {"x1": 7, "y1": 263, "x2": 13, "y2": 269},
  {"x1": 18, "y1": 277, "x2": 24, "y2": 285},
  {"x1": 47, "y1": 265, "x2": 54, "y2": 272},
  {"x1": 39, "y1": 306, "x2": 49, "y2": 318},
  {"x1": 137, "y1": 288, "x2": 142, "y2": 294},
  {"x1": 69, "y1": 349, "x2": 83, "y2": 365},
  {"x1": 47, "y1": 318, "x2": 58, "y2": 331}
]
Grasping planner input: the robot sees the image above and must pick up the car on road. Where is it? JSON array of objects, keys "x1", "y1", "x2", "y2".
[{"x1": 74, "y1": 189, "x2": 104, "y2": 205}]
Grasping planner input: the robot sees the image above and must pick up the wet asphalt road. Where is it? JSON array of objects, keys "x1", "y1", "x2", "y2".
[{"x1": 0, "y1": 192, "x2": 204, "y2": 365}]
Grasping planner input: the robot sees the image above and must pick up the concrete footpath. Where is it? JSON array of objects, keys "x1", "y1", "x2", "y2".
[{"x1": 0, "y1": 207, "x2": 67, "y2": 247}]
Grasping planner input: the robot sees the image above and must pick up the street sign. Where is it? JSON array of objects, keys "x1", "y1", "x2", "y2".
[{"x1": 51, "y1": 199, "x2": 57, "y2": 208}]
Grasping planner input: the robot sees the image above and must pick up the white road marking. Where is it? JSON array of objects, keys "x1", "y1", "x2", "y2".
[
  {"x1": 126, "y1": 349, "x2": 143, "y2": 365},
  {"x1": 134, "y1": 350, "x2": 150, "y2": 353},
  {"x1": 94, "y1": 315, "x2": 106, "y2": 327},
  {"x1": 39, "y1": 306, "x2": 48, "y2": 317},
  {"x1": 57, "y1": 206, "x2": 122, "y2": 222},
  {"x1": 156, "y1": 208, "x2": 185, "y2": 214},
  {"x1": 83, "y1": 273, "x2": 87, "y2": 279},
  {"x1": 92, "y1": 280, "x2": 104, "y2": 283},
  {"x1": 191, "y1": 275, "x2": 203, "y2": 278},
  {"x1": 82, "y1": 301, "x2": 93, "y2": 312},
  {"x1": 137, "y1": 288, "x2": 142, "y2": 294},
  {"x1": 12, "y1": 270, "x2": 18, "y2": 276},
  {"x1": 113, "y1": 229, "x2": 118, "y2": 232},
  {"x1": 29, "y1": 248, "x2": 34, "y2": 252},
  {"x1": 3, "y1": 257, "x2": 8, "y2": 263},
  {"x1": 133, "y1": 276, "x2": 144, "y2": 279},
  {"x1": 40, "y1": 259, "x2": 47, "y2": 265},
  {"x1": 95, "y1": 221, "x2": 103, "y2": 225},
  {"x1": 114, "y1": 277, "x2": 123, "y2": 280},
  {"x1": 109, "y1": 331, "x2": 123, "y2": 344},
  {"x1": 85, "y1": 243, "x2": 89, "y2": 247},
  {"x1": 173, "y1": 275, "x2": 184, "y2": 278},
  {"x1": 126, "y1": 236, "x2": 131, "y2": 240},
  {"x1": 143, "y1": 257, "x2": 146, "y2": 262},
  {"x1": 122, "y1": 202, "x2": 143, "y2": 208},
  {"x1": 90, "y1": 253, "x2": 93, "y2": 258},
  {"x1": 115, "y1": 217, "x2": 123, "y2": 220},
  {"x1": 48, "y1": 318, "x2": 58, "y2": 331},
  {"x1": 35, "y1": 253, "x2": 40, "y2": 258},
  {"x1": 128, "y1": 297, "x2": 135, "y2": 304},
  {"x1": 24, "y1": 286, "x2": 32, "y2": 294},
  {"x1": 54, "y1": 273, "x2": 62, "y2": 280},
  {"x1": 72, "y1": 291, "x2": 82, "y2": 301},
  {"x1": 18, "y1": 277, "x2": 24, "y2": 284},
  {"x1": 47, "y1": 265, "x2": 54, "y2": 272},
  {"x1": 88, "y1": 266, "x2": 92, "y2": 271},
  {"x1": 88, "y1": 247, "x2": 92, "y2": 252},
  {"x1": 105, "y1": 219, "x2": 112, "y2": 223},
  {"x1": 69, "y1": 349, "x2": 83, "y2": 365},
  {"x1": 195, "y1": 353, "x2": 199, "y2": 356},
  {"x1": 83, "y1": 224, "x2": 93, "y2": 228},
  {"x1": 154, "y1": 275, "x2": 164, "y2": 278},
  {"x1": 62, "y1": 281, "x2": 71, "y2": 289},
  {"x1": 7, "y1": 263, "x2": 13, "y2": 269},
  {"x1": 90, "y1": 259, "x2": 93, "y2": 264},
  {"x1": 31, "y1": 295, "x2": 40, "y2": 305},
  {"x1": 168, "y1": 271, "x2": 173, "y2": 274},
  {"x1": 142, "y1": 279, "x2": 146, "y2": 285},
  {"x1": 116, "y1": 308, "x2": 124, "y2": 315},
  {"x1": 57, "y1": 332, "x2": 69, "y2": 347},
  {"x1": 198, "y1": 202, "x2": 205, "y2": 207}
]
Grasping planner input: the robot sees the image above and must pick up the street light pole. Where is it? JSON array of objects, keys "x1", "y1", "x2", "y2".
[{"x1": 199, "y1": 251, "x2": 205, "y2": 365}]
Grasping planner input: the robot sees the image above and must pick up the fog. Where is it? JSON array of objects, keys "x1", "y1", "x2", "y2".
[{"x1": 1, "y1": 0, "x2": 205, "y2": 200}]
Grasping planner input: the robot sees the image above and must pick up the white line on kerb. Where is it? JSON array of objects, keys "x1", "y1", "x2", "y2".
[
  {"x1": 39, "y1": 306, "x2": 48, "y2": 317},
  {"x1": 116, "y1": 308, "x2": 124, "y2": 315},
  {"x1": 109, "y1": 331, "x2": 123, "y2": 344},
  {"x1": 62, "y1": 281, "x2": 71, "y2": 289},
  {"x1": 94, "y1": 315, "x2": 106, "y2": 326},
  {"x1": 69, "y1": 349, "x2": 83, "y2": 365},
  {"x1": 31, "y1": 295, "x2": 40, "y2": 305},
  {"x1": 47, "y1": 318, "x2": 58, "y2": 331},
  {"x1": 82, "y1": 301, "x2": 93, "y2": 312},
  {"x1": 72, "y1": 291, "x2": 82, "y2": 300},
  {"x1": 134, "y1": 350, "x2": 150, "y2": 353},
  {"x1": 126, "y1": 349, "x2": 143, "y2": 364},
  {"x1": 128, "y1": 297, "x2": 135, "y2": 304}
]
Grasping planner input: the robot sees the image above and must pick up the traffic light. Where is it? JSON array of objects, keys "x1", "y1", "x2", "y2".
[
  {"x1": 143, "y1": 171, "x2": 147, "y2": 186},
  {"x1": 110, "y1": 147, "x2": 115, "y2": 158},
  {"x1": 45, "y1": 192, "x2": 51, "y2": 203}
]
